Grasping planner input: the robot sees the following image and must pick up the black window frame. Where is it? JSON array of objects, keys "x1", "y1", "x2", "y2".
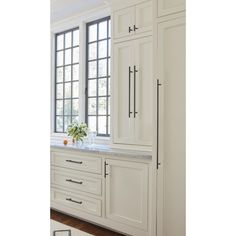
[
  {"x1": 85, "y1": 16, "x2": 111, "y2": 137},
  {"x1": 54, "y1": 27, "x2": 80, "y2": 133}
]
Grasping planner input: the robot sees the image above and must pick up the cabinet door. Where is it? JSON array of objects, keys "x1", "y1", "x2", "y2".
[
  {"x1": 156, "y1": 17, "x2": 186, "y2": 236},
  {"x1": 105, "y1": 159, "x2": 148, "y2": 230},
  {"x1": 113, "y1": 6, "x2": 135, "y2": 39},
  {"x1": 157, "y1": 0, "x2": 185, "y2": 17},
  {"x1": 113, "y1": 41, "x2": 134, "y2": 144},
  {"x1": 135, "y1": 1, "x2": 152, "y2": 35},
  {"x1": 133, "y1": 37, "x2": 153, "y2": 146}
]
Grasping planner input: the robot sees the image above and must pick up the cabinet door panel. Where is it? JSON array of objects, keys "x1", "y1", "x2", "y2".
[
  {"x1": 134, "y1": 37, "x2": 153, "y2": 145},
  {"x1": 105, "y1": 159, "x2": 148, "y2": 230},
  {"x1": 157, "y1": 17, "x2": 186, "y2": 236},
  {"x1": 135, "y1": 1, "x2": 152, "y2": 35},
  {"x1": 113, "y1": 7, "x2": 135, "y2": 39},
  {"x1": 158, "y1": 0, "x2": 185, "y2": 17},
  {"x1": 113, "y1": 41, "x2": 134, "y2": 144}
]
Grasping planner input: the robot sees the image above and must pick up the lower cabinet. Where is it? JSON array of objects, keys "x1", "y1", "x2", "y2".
[
  {"x1": 105, "y1": 159, "x2": 148, "y2": 230},
  {"x1": 51, "y1": 149, "x2": 150, "y2": 236}
]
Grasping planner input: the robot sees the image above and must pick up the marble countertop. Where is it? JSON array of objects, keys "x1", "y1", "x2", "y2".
[{"x1": 51, "y1": 141, "x2": 152, "y2": 160}]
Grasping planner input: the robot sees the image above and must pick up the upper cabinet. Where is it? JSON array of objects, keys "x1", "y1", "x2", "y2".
[
  {"x1": 157, "y1": 0, "x2": 186, "y2": 17},
  {"x1": 113, "y1": 1, "x2": 152, "y2": 40}
]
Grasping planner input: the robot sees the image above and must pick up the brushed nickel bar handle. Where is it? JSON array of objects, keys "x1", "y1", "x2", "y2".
[
  {"x1": 157, "y1": 79, "x2": 162, "y2": 169},
  {"x1": 129, "y1": 66, "x2": 133, "y2": 118},
  {"x1": 66, "y1": 198, "x2": 82, "y2": 205},
  {"x1": 104, "y1": 161, "x2": 109, "y2": 178},
  {"x1": 128, "y1": 26, "x2": 133, "y2": 33},
  {"x1": 66, "y1": 179, "x2": 83, "y2": 185},
  {"x1": 134, "y1": 65, "x2": 138, "y2": 118},
  {"x1": 66, "y1": 160, "x2": 83, "y2": 164}
]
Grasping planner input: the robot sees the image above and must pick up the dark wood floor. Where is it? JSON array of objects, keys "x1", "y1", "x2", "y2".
[{"x1": 51, "y1": 209, "x2": 124, "y2": 236}]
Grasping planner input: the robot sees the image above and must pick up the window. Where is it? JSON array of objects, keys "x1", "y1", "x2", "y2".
[
  {"x1": 86, "y1": 17, "x2": 111, "y2": 136},
  {"x1": 55, "y1": 28, "x2": 80, "y2": 133}
]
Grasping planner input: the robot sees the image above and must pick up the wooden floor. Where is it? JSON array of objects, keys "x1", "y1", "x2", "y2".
[{"x1": 51, "y1": 209, "x2": 124, "y2": 236}]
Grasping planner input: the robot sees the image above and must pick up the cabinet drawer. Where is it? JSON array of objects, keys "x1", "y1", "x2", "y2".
[
  {"x1": 51, "y1": 188, "x2": 102, "y2": 217},
  {"x1": 51, "y1": 152, "x2": 102, "y2": 174},
  {"x1": 51, "y1": 168, "x2": 102, "y2": 196}
]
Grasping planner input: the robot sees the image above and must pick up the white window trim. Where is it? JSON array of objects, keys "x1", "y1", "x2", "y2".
[{"x1": 50, "y1": 6, "x2": 111, "y2": 144}]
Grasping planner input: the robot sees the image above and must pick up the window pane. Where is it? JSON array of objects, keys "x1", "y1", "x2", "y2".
[
  {"x1": 88, "y1": 61, "x2": 97, "y2": 78},
  {"x1": 108, "y1": 58, "x2": 110, "y2": 76},
  {"x1": 56, "y1": 100, "x2": 63, "y2": 115},
  {"x1": 108, "y1": 97, "x2": 110, "y2": 115},
  {"x1": 73, "y1": 47, "x2": 79, "y2": 63},
  {"x1": 98, "y1": 78, "x2": 107, "y2": 96},
  {"x1": 89, "y1": 24, "x2": 97, "y2": 42},
  {"x1": 72, "y1": 82, "x2": 79, "y2": 98},
  {"x1": 57, "y1": 34, "x2": 64, "y2": 50},
  {"x1": 88, "y1": 116, "x2": 96, "y2": 132},
  {"x1": 73, "y1": 29, "x2": 79, "y2": 46},
  {"x1": 64, "y1": 100, "x2": 71, "y2": 115},
  {"x1": 99, "y1": 21, "x2": 107, "y2": 40},
  {"x1": 98, "y1": 40, "x2": 107, "y2": 58},
  {"x1": 88, "y1": 79, "x2": 97, "y2": 96},
  {"x1": 73, "y1": 64, "x2": 79, "y2": 81},
  {"x1": 98, "y1": 59, "x2": 107, "y2": 77},
  {"x1": 72, "y1": 116, "x2": 79, "y2": 123},
  {"x1": 56, "y1": 67, "x2": 63, "y2": 83},
  {"x1": 108, "y1": 116, "x2": 110, "y2": 134},
  {"x1": 56, "y1": 116, "x2": 63, "y2": 132},
  {"x1": 65, "y1": 66, "x2": 71, "y2": 82},
  {"x1": 98, "y1": 116, "x2": 106, "y2": 134},
  {"x1": 108, "y1": 20, "x2": 111, "y2": 38},
  {"x1": 98, "y1": 97, "x2": 107, "y2": 115},
  {"x1": 65, "y1": 32, "x2": 72, "y2": 48},
  {"x1": 108, "y1": 77, "x2": 110, "y2": 94},
  {"x1": 89, "y1": 42, "x2": 97, "y2": 60},
  {"x1": 88, "y1": 98, "x2": 96, "y2": 115},
  {"x1": 64, "y1": 116, "x2": 71, "y2": 132},
  {"x1": 64, "y1": 83, "x2": 71, "y2": 98},
  {"x1": 72, "y1": 99, "x2": 79, "y2": 115},
  {"x1": 57, "y1": 51, "x2": 63, "y2": 67},
  {"x1": 56, "y1": 84, "x2": 63, "y2": 99},
  {"x1": 65, "y1": 49, "x2": 71, "y2": 65},
  {"x1": 108, "y1": 39, "x2": 111, "y2": 57}
]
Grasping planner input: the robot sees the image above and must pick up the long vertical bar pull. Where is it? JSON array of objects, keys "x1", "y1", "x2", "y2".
[
  {"x1": 157, "y1": 79, "x2": 162, "y2": 169},
  {"x1": 128, "y1": 66, "x2": 133, "y2": 118},
  {"x1": 134, "y1": 65, "x2": 138, "y2": 118}
]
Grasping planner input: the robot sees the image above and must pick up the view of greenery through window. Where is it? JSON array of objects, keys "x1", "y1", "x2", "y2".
[
  {"x1": 86, "y1": 17, "x2": 111, "y2": 136},
  {"x1": 55, "y1": 28, "x2": 80, "y2": 133}
]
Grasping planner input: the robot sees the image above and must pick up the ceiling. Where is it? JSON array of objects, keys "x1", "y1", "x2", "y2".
[{"x1": 51, "y1": 0, "x2": 110, "y2": 23}]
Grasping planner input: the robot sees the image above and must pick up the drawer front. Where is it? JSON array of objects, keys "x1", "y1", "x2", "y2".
[
  {"x1": 51, "y1": 188, "x2": 102, "y2": 217},
  {"x1": 51, "y1": 169, "x2": 102, "y2": 196},
  {"x1": 51, "y1": 152, "x2": 102, "y2": 174}
]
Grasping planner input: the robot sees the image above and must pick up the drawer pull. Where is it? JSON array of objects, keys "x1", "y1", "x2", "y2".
[
  {"x1": 66, "y1": 179, "x2": 83, "y2": 185},
  {"x1": 66, "y1": 160, "x2": 83, "y2": 164},
  {"x1": 66, "y1": 198, "x2": 82, "y2": 205}
]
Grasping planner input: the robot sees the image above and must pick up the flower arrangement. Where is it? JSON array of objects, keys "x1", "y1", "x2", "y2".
[{"x1": 67, "y1": 122, "x2": 88, "y2": 142}]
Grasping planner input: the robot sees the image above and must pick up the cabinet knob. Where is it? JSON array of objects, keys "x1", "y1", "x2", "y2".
[
  {"x1": 128, "y1": 26, "x2": 133, "y2": 33},
  {"x1": 134, "y1": 25, "x2": 139, "y2": 31}
]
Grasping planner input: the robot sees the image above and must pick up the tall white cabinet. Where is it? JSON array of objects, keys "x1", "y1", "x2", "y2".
[{"x1": 113, "y1": 37, "x2": 153, "y2": 146}]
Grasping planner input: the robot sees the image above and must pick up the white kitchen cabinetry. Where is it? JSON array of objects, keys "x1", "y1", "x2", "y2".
[
  {"x1": 155, "y1": 17, "x2": 186, "y2": 236},
  {"x1": 105, "y1": 159, "x2": 148, "y2": 230},
  {"x1": 156, "y1": 0, "x2": 185, "y2": 17},
  {"x1": 113, "y1": 1, "x2": 152, "y2": 39},
  {"x1": 113, "y1": 36, "x2": 153, "y2": 146}
]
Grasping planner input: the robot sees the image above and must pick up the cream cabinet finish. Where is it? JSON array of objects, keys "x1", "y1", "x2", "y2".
[
  {"x1": 156, "y1": 17, "x2": 186, "y2": 236},
  {"x1": 157, "y1": 0, "x2": 185, "y2": 17},
  {"x1": 113, "y1": 36, "x2": 153, "y2": 146},
  {"x1": 105, "y1": 159, "x2": 148, "y2": 230},
  {"x1": 113, "y1": 1, "x2": 152, "y2": 39}
]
